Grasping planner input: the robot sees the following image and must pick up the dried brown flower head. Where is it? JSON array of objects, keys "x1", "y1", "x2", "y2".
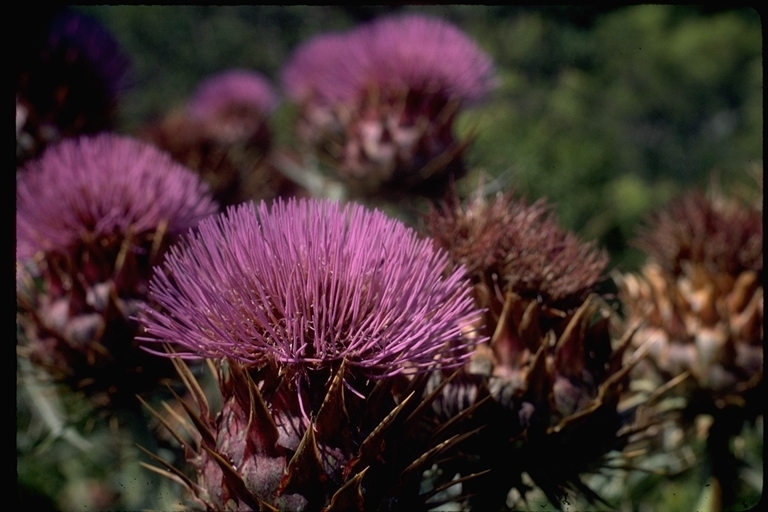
[
  {"x1": 635, "y1": 191, "x2": 762, "y2": 278},
  {"x1": 427, "y1": 186, "x2": 609, "y2": 313}
]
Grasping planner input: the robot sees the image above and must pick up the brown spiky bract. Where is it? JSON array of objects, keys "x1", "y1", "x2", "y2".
[
  {"x1": 427, "y1": 187, "x2": 609, "y2": 314},
  {"x1": 146, "y1": 359, "x2": 478, "y2": 511},
  {"x1": 423, "y1": 186, "x2": 649, "y2": 509},
  {"x1": 619, "y1": 190, "x2": 763, "y2": 409},
  {"x1": 430, "y1": 292, "x2": 646, "y2": 510},
  {"x1": 618, "y1": 189, "x2": 763, "y2": 510}
]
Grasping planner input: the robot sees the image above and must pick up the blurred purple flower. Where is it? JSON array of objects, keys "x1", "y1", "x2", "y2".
[
  {"x1": 16, "y1": 134, "x2": 218, "y2": 261},
  {"x1": 44, "y1": 9, "x2": 132, "y2": 96},
  {"x1": 280, "y1": 15, "x2": 496, "y2": 192},
  {"x1": 281, "y1": 32, "x2": 370, "y2": 105},
  {"x1": 360, "y1": 14, "x2": 496, "y2": 105},
  {"x1": 140, "y1": 198, "x2": 482, "y2": 383},
  {"x1": 16, "y1": 9, "x2": 133, "y2": 164},
  {"x1": 188, "y1": 69, "x2": 278, "y2": 122},
  {"x1": 282, "y1": 14, "x2": 496, "y2": 106}
]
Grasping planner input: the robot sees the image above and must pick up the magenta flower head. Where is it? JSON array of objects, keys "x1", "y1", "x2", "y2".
[
  {"x1": 282, "y1": 14, "x2": 495, "y2": 107},
  {"x1": 16, "y1": 134, "x2": 217, "y2": 408},
  {"x1": 358, "y1": 14, "x2": 496, "y2": 106},
  {"x1": 141, "y1": 70, "x2": 290, "y2": 208},
  {"x1": 188, "y1": 69, "x2": 278, "y2": 122},
  {"x1": 17, "y1": 134, "x2": 218, "y2": 262},
  {"x1": 281, "y1": 32, "x2": 371, "y2": 106},
  {"x1": 140, "y1": 198, "x2": 483, "y2": 391},
  {"x1": 281, "y1": 15, "x2": 496, "y2": 193}
]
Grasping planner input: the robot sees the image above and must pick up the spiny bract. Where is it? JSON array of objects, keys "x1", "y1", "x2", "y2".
[{"x1": 424, "y1": 185, "x2": 650, "y2": 510}]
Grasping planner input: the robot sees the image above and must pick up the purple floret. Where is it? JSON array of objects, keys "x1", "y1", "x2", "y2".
[
  {"x1": 188, "y1": 69, "x2": 278, "y2": 121},
  {"x1": 140, "y1": 198, "x2": 482, "y2": 382},
  {"x1": 16, "y1": 134, "x2": 218, "y2": 261}
]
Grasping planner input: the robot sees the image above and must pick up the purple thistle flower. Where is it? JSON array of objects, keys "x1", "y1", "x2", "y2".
[
  {"x1": 188, "y1": 69, "x2": 278, "y2": 122},
  {"x1": 280, "y1": 15, "x2": 496, "y2": 193},
  {"x1": 359, "y1": 14, "x2": 496, "y2": 105},
  {"x1": 45, "y1": 9, "x2": 132, "y2": 97},
  {"x1": 16, "y1": 134, "x2": 218, "y2": 261},
  {"x1": 281, "y1": 14, "x2": 496, "y2": 106},
  {"x1": 281, "y1": 32, "x2": 371, "y2": 105},
  {"x1": 140, "y1": 198, "x2": 482, "y2": 384}
]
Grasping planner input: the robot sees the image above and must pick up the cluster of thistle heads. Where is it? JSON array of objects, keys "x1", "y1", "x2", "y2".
[{"x1": 16, "y1": 9, "x2": 762, "y2": 511}]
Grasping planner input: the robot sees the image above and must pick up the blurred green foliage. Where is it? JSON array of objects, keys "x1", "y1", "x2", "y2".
[
  {"x1": 453, "y1": 5, "x2": 761, "y2": 270},
  {"x1": 76, "y1": 6, "x2": 762, "y2": 271}
]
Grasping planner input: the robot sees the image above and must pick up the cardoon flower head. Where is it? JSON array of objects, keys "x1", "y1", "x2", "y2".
[
  {"x1": 188, "y1": 69, "x2": 278, "y2": 122},
  {"x1": 140, "y1": 198, "x2": 482, "y2": 389},
  {"x1": 635, "y1": 191, "x2": 762, "y2": 277},
  {"x1": 16, "y1": 134, "x2": 217, "y2": 408},
  {"x1": 17, "y1": 134, "x2": 218, "y2": 262},
  {"x1": 140, "y1": 69, "x2": 294, "y2": 207},
  {"x1": 620, "y1": 190, "x2": 763, "y2": 401},
  {"x1": 618, "y1": 189, "x2": 763, "y2": 511},
  {"x1": 138, "y1": 201, "x2": 487, "y2": 511},
  {"x1": 138, "y1": 199, "x2": 485, "y2": 509},
  {"x1": 280, "y1": 14, "x2": 496, "y2": 194},
  {"x1": 282, "y1": 14, "x2": 495, "y2": 107},
  {"x1": 427, "y1": 187, "x2": 609, "y2": 313},
  {"x1": 423, "y1": 186, "x2": 652, "y2": 510}
]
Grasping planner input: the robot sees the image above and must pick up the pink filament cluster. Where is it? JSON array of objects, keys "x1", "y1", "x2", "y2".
[
  {"x1": 281, "y1": 14, "x2": 496, "y2": 106},
  {"x1": 16, "y1": 134, "x2": 218, "y2": 260},
  {"x1": 140, "y1": 198, "x2": 482, "y2": 378},
  {"x1": 188, "y1": 69, "x2": 278, "y2": 121}
]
